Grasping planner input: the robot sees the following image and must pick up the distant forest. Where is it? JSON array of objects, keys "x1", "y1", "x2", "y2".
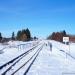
[
  {"x1": 0, "y1": 29, "x2": 75, "y2": 43},
  {"x1": 47, "y1": 30, "x2": 75, "y2": 42},
  {"x1": 0, "y1": 28, "x2": 32, "y2": 43}
]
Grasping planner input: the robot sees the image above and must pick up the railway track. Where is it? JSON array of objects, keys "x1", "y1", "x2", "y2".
[
  {"x1": 0, "y1": 43, "x2": 44, "y2": 75},
  {"x1": 0, "y1": 43, "x2": 39, "y2": 73},
  {"x1": 12, "y1": 44, "x2": 44, "y2": 75}
]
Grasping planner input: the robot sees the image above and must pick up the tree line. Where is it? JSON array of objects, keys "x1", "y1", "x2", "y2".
[
  {"x1": 47, "y1": 30, "x2": 75, "y2": 42},
  {"x1": 0, "y1": 28, "x2": 31, "y2": 42},
  {"x1": 47, "y1": 30, "x2": 68, "y2": 42},
  {"x1": 16, "y1": 28, "x2": 31, "y2": 41}
]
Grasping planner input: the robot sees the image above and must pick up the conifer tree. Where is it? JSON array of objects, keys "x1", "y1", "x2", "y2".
[
  {"x1": 26, "y1": 28, "x2": 31, "y2": 40},
  {"x1": 11, "y1": 32, "x2": 15, "y2": 40},
  {"x1": 0, "y1": 32, "x2": 2, "y2": 42}
]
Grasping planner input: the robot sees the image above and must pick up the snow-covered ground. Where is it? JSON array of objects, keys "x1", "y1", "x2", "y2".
[
  {"x1": 0, "y1": 41, "x2": 39, "y2": 66},
  {"x1": 27, "y1": 40, "x2": 75, "y2": 75},
  {"x1": 0, "y1": 40, "x2": 75, "y2": 75}
]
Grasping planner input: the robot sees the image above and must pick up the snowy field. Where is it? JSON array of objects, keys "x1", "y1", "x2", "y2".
[{"x1": 0, "y1": 40, "x2": 75, "y2": 75}]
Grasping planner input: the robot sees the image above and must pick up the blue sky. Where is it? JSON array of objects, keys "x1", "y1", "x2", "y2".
[{"x1": 0, "y1": 0, "x2": 75, "y2": 38}]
